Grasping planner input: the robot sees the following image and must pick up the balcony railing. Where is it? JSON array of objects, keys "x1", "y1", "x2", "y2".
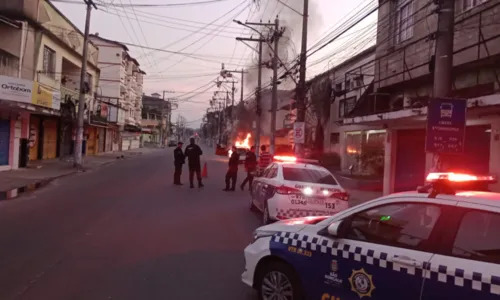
[{"x1": 0, "y1": 49, "x2": 19, "y2": 77}]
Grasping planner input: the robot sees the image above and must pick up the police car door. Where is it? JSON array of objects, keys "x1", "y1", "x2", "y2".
[
  {"x1": 252, "y1": 164, "x2": 274, "y2": 210},
  {"x1": 313, "y1": 197, "x2": 447, "y2": 300},
  {"x1": 257, "y1": 164, "x2": 279, "y2": 209},
  {"x1": 422, "y1": 203, "x2": 500, "y2": 299}
]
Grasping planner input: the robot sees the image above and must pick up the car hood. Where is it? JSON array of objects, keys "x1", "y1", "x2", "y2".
[{"x1": 257, "y1": 216, "x2": 330, "y2": 233}]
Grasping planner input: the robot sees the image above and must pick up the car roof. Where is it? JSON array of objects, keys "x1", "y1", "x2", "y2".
[
  {"x1": 384, "y1": 191, "x2": 500, "y2": 208},
  {"x1": 275, "y1": 162, "x2": 328, "y2": 171}
]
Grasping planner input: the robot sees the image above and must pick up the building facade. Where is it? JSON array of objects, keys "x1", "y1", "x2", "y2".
[
  {"x1": 89, "y1": 34, "x2": 144, "y2": 151},
  {"x1": 342, "y1": 0, "x2": 500, "y2": 192},
  {"x1": 0, "y1": 0, "x2": 102, "y2": 170}
]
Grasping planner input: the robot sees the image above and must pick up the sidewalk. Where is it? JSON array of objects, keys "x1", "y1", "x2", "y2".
[{"x1": 0, "y1": 148, "x2": 161, "y2": 193}]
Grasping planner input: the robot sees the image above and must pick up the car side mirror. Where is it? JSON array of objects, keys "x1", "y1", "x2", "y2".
[{"x1": 327, "y1": 220, "x2": 343, "y2": 237}]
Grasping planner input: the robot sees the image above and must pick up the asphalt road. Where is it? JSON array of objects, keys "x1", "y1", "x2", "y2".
[{"x1": 0, "y1": 146, "x2": 261, "y2": 300}]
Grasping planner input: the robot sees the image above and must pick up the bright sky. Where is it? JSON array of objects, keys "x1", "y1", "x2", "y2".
[{"x1": 53, "y1": 0, "x2": 378, "y2": 128}]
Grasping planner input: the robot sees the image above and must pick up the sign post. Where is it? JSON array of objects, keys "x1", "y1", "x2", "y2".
[
  {"x1": 293, "y1": 122, "x2": 305, "y2": 144},
  {"x1": 425, "y1": 97, "x2": 467, "y2": 154}
]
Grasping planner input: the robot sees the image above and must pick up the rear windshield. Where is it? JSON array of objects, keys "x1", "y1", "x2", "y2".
[
  {"x1": 283, "y1": 167, "x2": 338, "y2": 185},
  {"x1": 237, "y1": 149, "x2": 247, "y2": 154}
]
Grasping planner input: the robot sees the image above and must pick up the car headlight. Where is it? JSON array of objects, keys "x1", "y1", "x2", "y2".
[{"x1": 252, "y1": 230, "x2": 277, "y2": 243}]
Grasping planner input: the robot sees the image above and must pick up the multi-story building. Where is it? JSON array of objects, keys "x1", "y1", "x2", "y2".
[
  {"x1": 341, "y1": 0, "x2": 500, "y2": 193},
  {"x1": 141, "y1": 93, "x2": 169, "y2": 145},
  {"x1": 89, "y1": 34, "x2": 145, "y2": 151},
  {"x1": 320, "y1": 46, "x2": 377, "y2": 171},
  {"x1": 0, "y1": 0, "x2": 101, "y2": 170}
]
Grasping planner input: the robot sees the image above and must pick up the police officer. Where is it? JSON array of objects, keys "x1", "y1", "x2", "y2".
[
  {"x1": 173, "y1": 141, "x2": 185, "y2": 185},
  {"x1": 224, "y1": 146, "x2": 239, "y2": 191},
  {"x1": 184, "y1": 137, "x2": 204, "y2": 188},
  {"x1": 240, "y1": 146, "x2": 257, "y2": 191}
]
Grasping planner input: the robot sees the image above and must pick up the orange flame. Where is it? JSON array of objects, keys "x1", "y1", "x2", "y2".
[{"x1": 235, "y1": 133, "x2": 251, "y2": 149}]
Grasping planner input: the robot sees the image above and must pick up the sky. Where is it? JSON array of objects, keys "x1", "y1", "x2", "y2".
[{"x1": 53, "y1": 0, "x2": 378, "y2": 128}]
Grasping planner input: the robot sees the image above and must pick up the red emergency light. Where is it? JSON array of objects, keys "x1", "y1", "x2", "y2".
[
  {"x1": 273, "y1": 155, "x2": 297, "y2": 162},
  {"x1": 426, "y1": 172, "x2": 497, "y2": 183}
]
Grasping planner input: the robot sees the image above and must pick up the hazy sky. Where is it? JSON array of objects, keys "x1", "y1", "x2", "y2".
[{"x1": 53, "y1": 0, "x2": 377, "y2": 127}]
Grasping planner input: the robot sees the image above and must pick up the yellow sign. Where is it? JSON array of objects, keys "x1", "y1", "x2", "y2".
[
  {"x1": 322, "y1": 293, "x2": 340, "y2": 300},
  {"x1": 348, "y1": 268, "x2": 375, "y2": 298},
  {"x1": 31, "y1": 82, "x2": 61, "y2": 110}
]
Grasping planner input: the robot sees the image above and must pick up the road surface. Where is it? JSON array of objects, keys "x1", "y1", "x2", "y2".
[{"x1": 0, "y1": 147, "x2": 261, "y2": 300}]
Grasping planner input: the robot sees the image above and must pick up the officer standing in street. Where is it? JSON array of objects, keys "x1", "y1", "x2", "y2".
[
  {"x1": 173, "y1": 141, "x2": 185, "y2": 185},
  {"x1": 184, "y1": 137, "x2": 204, "y2": 188},
  {"x1": 224, "y1": 146, "x2": 240, "y2": 191},
  {"x1": 240, "y1": 146, "x2": 257, "y2": 191}
]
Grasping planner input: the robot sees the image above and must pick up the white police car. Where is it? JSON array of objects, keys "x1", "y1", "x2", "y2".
[
  {"x1": 250, "y1": 156, "x2": 349, "y2": 225},
  {"x1": 242, "y1": 172, "x2": 500, "y2": 300}
]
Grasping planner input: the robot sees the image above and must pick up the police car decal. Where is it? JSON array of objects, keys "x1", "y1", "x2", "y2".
[{"x1": 269, "y1": 231, "x2": 500, "y2": 299}]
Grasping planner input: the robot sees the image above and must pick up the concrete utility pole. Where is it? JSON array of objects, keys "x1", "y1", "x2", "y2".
[
  {"x1": 160, "y1": 90, "x2": 175, "y2": 146},
  {"x1": 270, "y1": 16, "x2": 280, "y2": 155},
  {"x1": 235, "y1": 34, "x2": 266, "y2": 157},
  {"x1": 431, "y1": 0, "x2": 455, "y2": 171},
  {"x1": 295, "y1": 0, "x2": 309, "y2": 157},
  {"x1": 74, "y1": 0, "x2": 96, "y2": 168}
]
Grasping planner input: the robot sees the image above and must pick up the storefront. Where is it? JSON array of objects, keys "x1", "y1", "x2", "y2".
[
  {"x1": 0, "y1": 117, "x2": 10, "y2": 166},
  {"x1": 86, "y1": 126, "x2": 97, "y2": 155},
  {"x1": 29, "y1": 115, "x2": 59, "y2": 160}
]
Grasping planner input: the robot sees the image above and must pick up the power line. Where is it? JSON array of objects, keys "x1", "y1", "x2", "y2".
[{"x1": 51, "y1": 0, "x2": 229, "y2": 7}]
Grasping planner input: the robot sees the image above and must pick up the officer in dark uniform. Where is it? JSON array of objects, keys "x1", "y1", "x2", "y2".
[
  {"x1": 224, "y1": 146, "x2": 240, "y2": 191},
  {"x1": 184, "y1": 137, "x2": 204, "y2": 188},
  {"x1": 173, "y1": 141, "x2": 185, "y2": 185},
  {"x1": 241, "y1": 146, "x2": 257, "y2": 191}
]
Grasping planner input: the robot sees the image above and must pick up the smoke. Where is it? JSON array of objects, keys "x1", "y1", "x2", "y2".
[
  {"x1": 234, "y1": 1, "x2": 323, "y2": 144},
  {"x1": 244, "y1": 0, "x2": 323, "y2": 99}
]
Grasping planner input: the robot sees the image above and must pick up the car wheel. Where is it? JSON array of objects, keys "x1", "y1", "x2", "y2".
[
  {"x1": 262, "y1": 201, "x2": 273, "y2": 225},
  {"x1": 256, "y1": 261, "x2": 304, "y2": 300}
]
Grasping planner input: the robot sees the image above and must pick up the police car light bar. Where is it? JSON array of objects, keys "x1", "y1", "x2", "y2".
[
  {"x1": 426, "y1": 172, "x2": 497, "y2": 183},
  {"x1": 273, "y1": 156, "x2": 320, "y2": 164}
]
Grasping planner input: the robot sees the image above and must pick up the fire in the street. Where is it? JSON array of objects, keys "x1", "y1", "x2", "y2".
[
  {"x1": 235, "y1": 133, "x2": 251, "y2": 149},
  {"x1": 228, "y1": 133, "x2": 251, "y2": 157}
]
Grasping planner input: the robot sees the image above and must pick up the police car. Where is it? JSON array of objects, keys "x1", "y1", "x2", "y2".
[
  {"x1": 250, "y1": 156, "x2": 350, "y2": 225},
  {"x1": 242, "y1": 172, "x2": 500, "y2": 300}
]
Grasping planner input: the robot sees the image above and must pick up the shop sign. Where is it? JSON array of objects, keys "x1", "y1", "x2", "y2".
[
  {"x1": 0, "y1": 75, "x2": 33, "y2": 104},
  {"x1": 425, "y1": 97, "x2": 467, "y2": 154},
  {"x1": 0, "y1": 76, "x2": 61, "y2": 110},
  {"x1": 31, "y1": 82, "x2": 61, "y2": 110}
]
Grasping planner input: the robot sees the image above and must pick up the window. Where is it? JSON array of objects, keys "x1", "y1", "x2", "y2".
[
  {"x1": 330, "y1": 132, "x2": 340, "y2": 144},
  {"x1": 345, "y1": 203, "x2": 441, "y2": 250},
  {"x1": 335, "y1": 83, "x2": 343, "y2": 92},
  {"x1": 339, "y1": 97, "x2": 356, "y2": 118},
  {"x1": 452, "y1": 210, "x2": 500, "y2": 264},
  {"x1": 261, "y1": 164, "x2": 274, "y2": 178},
  {"x1": 42, "y1": 46, "x2": 56, "y2": 78},
  {"x1": 339, "y1": 100, "x2": 345, "y2": 118},
  {"x1": 345, "y1": 79, "x2": 351, "y2": 91},
  {"x1": 283, "y1": 167, "x2": 338, "y2": 185},
  {"x1": 266, "y1": 165, "x2": 278, "y2": 178},
  {"x1": 395, "y1": 0, "x2": 414, "y2": 44},
  {"x1": 459, "y1": 0, "x2": 487, "y2": 12}
]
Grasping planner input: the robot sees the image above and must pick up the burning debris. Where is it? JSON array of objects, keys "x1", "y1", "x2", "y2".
[{"x1": 229, "y1": 133, "x2": 252, "y2": 157}]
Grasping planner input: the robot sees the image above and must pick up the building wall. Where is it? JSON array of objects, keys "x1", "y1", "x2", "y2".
[
  {"x1": 0, "y1": 21, "x2": 37, "y2": 80},
  {"x1": 375, "y1": 0, "x2": 500, "y2": 94}
]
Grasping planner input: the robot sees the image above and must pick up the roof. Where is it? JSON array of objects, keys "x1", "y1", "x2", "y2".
[
  {"x1": 46, "y1": 1, "x2": 97, "y2": 48},
  {"x1": 380, "y1": 191, "x2": 500, "y2": 208},
  {"x1": 89, "y1": 34, "x2": 129, "y2": 51}
]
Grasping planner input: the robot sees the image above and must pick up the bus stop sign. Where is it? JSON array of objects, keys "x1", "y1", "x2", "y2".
[{"x1": 425, "y1": 97, "x2": 467, "y2": 154}]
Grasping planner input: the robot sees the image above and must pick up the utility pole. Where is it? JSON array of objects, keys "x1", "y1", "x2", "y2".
[
  {"x1": 235, "y1": 36, "x2": 265, "y2": 157},
  {"x1": 220, "y1": 66, "x2": 247, "y2": 125},
  {"x1": 159, "y1": 90, "x2": 175, "y2": 146},
  {"x1": 74, "y1": 0, "x2": 96, "y2": 168},
  {"x1": 231, "y1": 80, "x2": 235, "y2": 121},
  {"x1": 295, "y1": 0, "x2": 309, "y2": 157},
  {"x1": 431, "y1": 0, "x2": 455, "y2": 171},
  {"x1": 270, "y1": 16, "x2": 281, "y2": 155},
  {"x1": 235, "y1": 19, "x2": 275, "y2": 157}
]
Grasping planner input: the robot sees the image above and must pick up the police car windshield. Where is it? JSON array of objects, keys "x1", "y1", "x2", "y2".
[{"x1": 282, "y1": 167, "x2": 338, "y2": 185}]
